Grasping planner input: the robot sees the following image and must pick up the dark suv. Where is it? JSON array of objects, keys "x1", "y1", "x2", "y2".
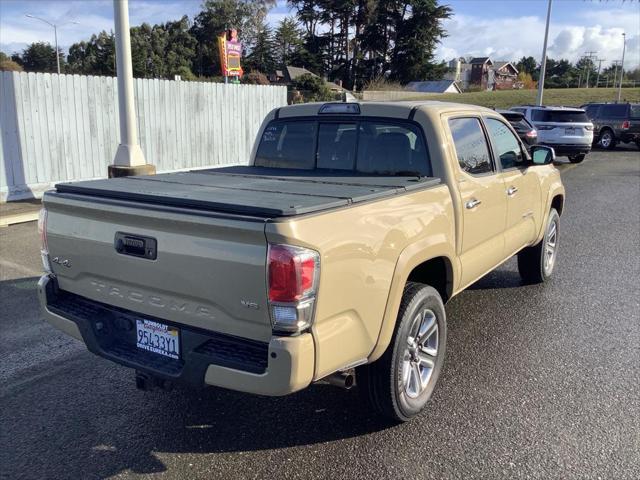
[{"x1": 581, "y1": 103, "x2": 640, "y2": 150}]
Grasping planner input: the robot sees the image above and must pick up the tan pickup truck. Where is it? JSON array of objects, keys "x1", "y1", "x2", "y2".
[{"x1": 38, "y1": 101, "x2": 564, "y2": 421}]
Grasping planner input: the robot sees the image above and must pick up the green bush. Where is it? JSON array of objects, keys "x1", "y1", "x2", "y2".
[{"x1": 291, "y1": 73, "x2": 334, "y2": 102}]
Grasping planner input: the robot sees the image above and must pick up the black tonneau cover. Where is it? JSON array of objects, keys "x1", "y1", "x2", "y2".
[{"x1": 55, "y1": 166, "x2": 441, "y2": 217}]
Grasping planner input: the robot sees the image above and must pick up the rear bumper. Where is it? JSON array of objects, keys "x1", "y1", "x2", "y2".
[
  {"x1": 542, "y1": 143, "x2": 591, "y2": 156},
  {"x1": 38, "y1": 275, "x2": 315, "y2": 396}
]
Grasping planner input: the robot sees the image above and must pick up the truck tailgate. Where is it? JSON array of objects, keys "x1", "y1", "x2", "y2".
[{"x1": 44, "y1": 192, "x2": 272, "y2": 342}]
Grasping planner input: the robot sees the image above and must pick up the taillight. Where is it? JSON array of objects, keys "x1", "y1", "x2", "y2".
[
  {"x1": 585, "y1": 124, "x2": 594, "y2": 131},
  {"x1": 621, "y1": 120, "x2": 630, "y2": 130},
  {"x1": 267, "y1": 244, "x2": 319, "y2": 334},
  {"x1": 37, "y1": 207, "x2": 52, "y2": 273},
  {"x1": 525, "y1": 129, "x2": 538, "y2": 138}
]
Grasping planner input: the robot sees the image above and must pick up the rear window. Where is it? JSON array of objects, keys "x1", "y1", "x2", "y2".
[
  {"x1": 630, "y1": 104, "x2": 640, "y2": 119},
  {"x1": 507, "y1": 117, "x2": 533, "y2": 132},
  {"x1": 532, "y1": 110, "x2": 589, "y2": 123},
  {"x1": 255, "y1": 119, "x2": 431, "y2": 176}
]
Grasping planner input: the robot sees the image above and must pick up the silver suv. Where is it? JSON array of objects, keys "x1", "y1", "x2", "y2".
[{"x1": 510, "y1": 106, "x2": 594, "y2": 163}]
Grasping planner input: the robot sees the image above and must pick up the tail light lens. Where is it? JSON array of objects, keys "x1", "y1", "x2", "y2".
[
  {"x1": 525, "y1": 129, "x2": 538, "y2": 138},
  {"x1": 621, "y1": 120, "x2": 630, "y2": 130},
  {"x1": 267, "y1": 244, "x2": 320, "y2": 334},
  {"x1": 37, "y1": 208, "x2": 52, "y2": 273},
  {"x1": 585, "y1": 124, "x2": 594, "y2": 131}
]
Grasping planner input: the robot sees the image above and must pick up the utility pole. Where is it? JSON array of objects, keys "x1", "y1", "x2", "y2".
[
  {"x1": 595, "y1": 58, "x2": 605, "y2": 88},
  {"x1": 109, "y1": 0, "x2": 155, "y2": 178},
  {"x1": 583, "y1": 51, "x2": 597, "y2": 88},
  {"x1": 612, "y1": 60, "x2": 620, "y2": 92},
  {"x1": 536, "y1": 0, "x2": 553, "y2": 106},
  {"x1": 25, "y1": 14, "x2": 79, "y2": 74},
  {"x1": 617, "y1": 33, "x2": 626, "y2": 103}
]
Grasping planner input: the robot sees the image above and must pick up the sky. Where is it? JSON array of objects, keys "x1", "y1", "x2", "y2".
[{"x1": 0, "y1": 0, "x2": 638, "y2": 70}]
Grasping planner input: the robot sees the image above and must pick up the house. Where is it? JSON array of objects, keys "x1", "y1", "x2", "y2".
[
  {"x1": 406, "y1": 80, "x2": 462, "y2": 94},
  {"x1": 270, "y1": 65, "x2": 345, "y2": 92},
  {"x1": 445, "y1": 57, "x2": 519, "y2": 91}
]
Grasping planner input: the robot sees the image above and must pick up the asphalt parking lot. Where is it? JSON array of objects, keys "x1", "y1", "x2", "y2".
[{"x1": 1, "y1": 148, "x2": 639, "y2": 480}]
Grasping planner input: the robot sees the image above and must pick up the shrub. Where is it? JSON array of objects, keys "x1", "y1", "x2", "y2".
[
  {"x1": 243, "y1": 71, "x2": 270, "y2": 85},
  {"x1": 291, "y1": 73, "x2": 334, "y2": 101}
]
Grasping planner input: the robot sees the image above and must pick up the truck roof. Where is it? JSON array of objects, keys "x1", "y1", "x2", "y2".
[{"x1": 277, "y1": 101, "x2": 496, "y2": 120}]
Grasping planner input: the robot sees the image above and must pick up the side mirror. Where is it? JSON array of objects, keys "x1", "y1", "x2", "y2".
[{"x1": 530, "y1": 145, "x2": 555, "y2": 165}]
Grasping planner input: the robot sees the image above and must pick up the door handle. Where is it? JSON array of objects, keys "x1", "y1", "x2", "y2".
[
  {"x1": 507, "y1": 186, "x2": 518, "y2": 196},
  {"x1": 465, "y1": 198, "x2": 481, "y2": 209}
]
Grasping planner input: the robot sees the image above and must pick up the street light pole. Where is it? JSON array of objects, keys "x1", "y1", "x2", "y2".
[
  {"x1": 108, "y1": 0, "x2": 155, "y2": 177},
  {"x1": 617, "y1": 33, "x2": 626, "y2": 103},
  {"x1": 536, "y1": 0, "x2": 553, "y2": 106},
  {"x1": 25, "y1": 14, "x2": 78, "y2": 74}
]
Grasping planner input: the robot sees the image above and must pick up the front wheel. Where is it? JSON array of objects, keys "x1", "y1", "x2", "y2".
[
  {"x1": 568, "y1": 153, "x2": 585, "y2": 163},
  {"x1": 357, "y1": 283, "x2": 446, "y2": 422},
  {"x1": 518, "y1": 208, "x2": 560, "y2": 284}
]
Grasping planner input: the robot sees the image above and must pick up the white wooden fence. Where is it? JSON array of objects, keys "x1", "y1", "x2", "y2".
[{"x1": 0, "y1": 72, "x2": 287, "y2": 201}]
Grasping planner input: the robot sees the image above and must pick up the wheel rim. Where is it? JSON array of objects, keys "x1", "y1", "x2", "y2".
[
  {"x1": 601, "y1": 132, "x2": 611, "y2": 148},
  {"x1": 543, "y1": 218, "x2": 558, "y2": 275},
  {"x1": 402, "y1": 309, "x2": 439, "y2": 399}
]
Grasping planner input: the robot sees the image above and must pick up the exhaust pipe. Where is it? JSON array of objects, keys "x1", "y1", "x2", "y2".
[{"x1": 325, "y1": 371, "x2": 355, "y2": 390}]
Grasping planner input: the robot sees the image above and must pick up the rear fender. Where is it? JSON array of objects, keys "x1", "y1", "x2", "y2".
[{"x1": 367, "y1": 239, "x2": 457, "y2": 363}]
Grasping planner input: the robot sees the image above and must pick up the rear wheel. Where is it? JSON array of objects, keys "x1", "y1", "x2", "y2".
[
  {"x1": 518, "y1": 208, "x2": 560, "y2": 284},
  {"x1": 568, "y1": 153, "x2": 585, "y2": 163},
  {"x1": 358, "y1": 283, "x2": 446, "y2": 422},
  {"x1": 599, "y1": 129, "x2": 616, "y2": 150}
]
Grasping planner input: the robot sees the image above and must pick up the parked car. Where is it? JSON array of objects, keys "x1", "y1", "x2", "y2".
[
  {"x1": 510, "y1": 105, "x2": 593, "y2": 163},
  {"x1": 497, "y1": 109, "x2": 538, "y2": 147},
  {"x1": 38, "y1": 101, "x2": 564, "y2": 422},
  {"x1": 581, "y1": 102, "x2": 640, "y2": 150}
]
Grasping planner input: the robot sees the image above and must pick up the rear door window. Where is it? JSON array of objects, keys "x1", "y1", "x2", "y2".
[
  {"x1": 601, "y1": 104, "x2": 628, "y2": 118},
  {"x1": 448, "y1": 117, "x2": 494, "y2": 175}
]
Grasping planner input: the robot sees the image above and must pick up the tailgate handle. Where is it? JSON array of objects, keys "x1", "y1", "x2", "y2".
[{"x1": 114, "y1": 232, "x2": 157, "y2": 260}]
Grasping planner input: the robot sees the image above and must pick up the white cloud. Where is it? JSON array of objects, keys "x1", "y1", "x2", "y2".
[{"x1": 437, "y1": 10, "x2": 639, "y2": 69}]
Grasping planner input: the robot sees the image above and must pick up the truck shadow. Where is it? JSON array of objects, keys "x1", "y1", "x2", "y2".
[{"x1": 0, "y1": 262, "x2": 540, "y2": 479}]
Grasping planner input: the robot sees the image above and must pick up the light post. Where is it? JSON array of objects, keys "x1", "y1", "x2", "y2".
[
  {"x1": 25, "y1": 14, "x2": 78, "y2": 74},
  {"x1": 536, "y1": 0, "x2": 552, "y2": 106},
  {"x1": 109, "y1": 0, "x2": 155, "y2": 177},
  {"x1": 617, "y1": 33, "x2": 626, "y2": 103}
]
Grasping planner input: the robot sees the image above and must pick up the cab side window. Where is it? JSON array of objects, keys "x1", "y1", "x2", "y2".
[
  {"x1": 449, "y1": 117, "x2": 493, "y2": 175},
  {"x1": 485, "y1": 118, "x2": 523, "y2": 170}
]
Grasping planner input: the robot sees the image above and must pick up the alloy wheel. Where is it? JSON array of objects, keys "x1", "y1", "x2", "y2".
[{"x1": 402, "y1": 309, "x2": 439, "y2": 399}]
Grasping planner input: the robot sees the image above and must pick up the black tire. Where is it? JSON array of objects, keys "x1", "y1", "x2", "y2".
[
  {"x1": 599, "y1": 129, "x2": 616, "y2": 150},
  {"x1": 357, "y1": 283, "x2": 446, "y2": 422},
  {"x1": 568, "y1": 154, "x2": 585, "y2": 163},
  {"x1": 518, "y1": 208, "x2": 560, "y2": 284}
]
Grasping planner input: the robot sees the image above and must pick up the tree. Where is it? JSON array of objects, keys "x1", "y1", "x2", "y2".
[
  {"x1": 516, "y1": 56, "x2": 537, "y2": 77},
  {"x1": 67, "y1": 31, "x2": 116, "y2": 75},
  {"x1": 274, "y1": 17, "x2": 305, "y2": 67},
  {"x1": 13, "y1": 42, "x2": 63, "y2": 73},
  {"x1": 244, "y1": 19, "x2": 277, "y2": 73},
  {"x1": 291, "y1": 72, "x2": 334, "y2": 101},
  {"x1": 390, "y1": 0, "x2": 452, "y2": 84}
]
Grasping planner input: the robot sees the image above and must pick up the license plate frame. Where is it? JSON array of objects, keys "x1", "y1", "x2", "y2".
[{"x1": 136, "y1": 319, "x2": 180, "y2": 360}]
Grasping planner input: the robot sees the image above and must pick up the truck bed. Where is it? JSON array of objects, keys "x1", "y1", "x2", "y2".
[{"x1": 55, "y1": 166, "x2": 441, "y2": 217}]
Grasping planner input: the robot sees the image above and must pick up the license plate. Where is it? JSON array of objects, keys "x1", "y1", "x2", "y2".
[
  {"x1": 565, "y1": 127, "x2": 576, "y2": 135},
  {"x1": 136, "y1": 319, "x2": 180, "y2": 359}
]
